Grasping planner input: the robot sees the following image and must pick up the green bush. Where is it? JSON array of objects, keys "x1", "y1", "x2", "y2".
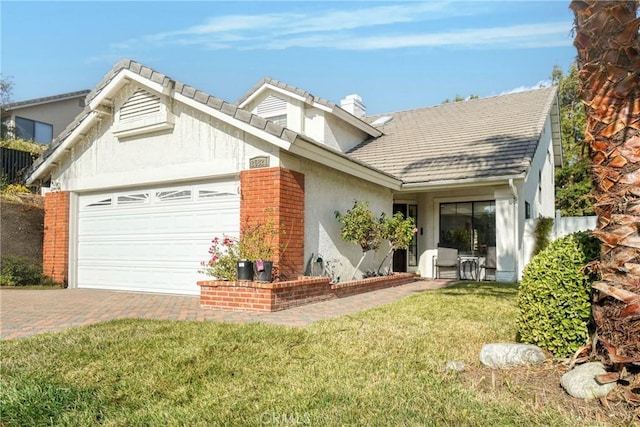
[
  {"x1": 517, "y1": 231, "x2": 599, "y2": 358},
  {"x1": 0, "y1": 256, "x2": 57, "y2": 287}
]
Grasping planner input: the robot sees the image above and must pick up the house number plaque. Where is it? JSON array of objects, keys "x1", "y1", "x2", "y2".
[{"x1": 250, "y1": 156, "x2": 270, "y2": 169}]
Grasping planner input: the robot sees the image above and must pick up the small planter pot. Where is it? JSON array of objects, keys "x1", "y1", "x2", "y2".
[
  {"x1": 237, "y1": 260, "x2": 254, "y2": 281},
  {"x1": 254, "y1": 260, "x2": 273, "y2": 283}
]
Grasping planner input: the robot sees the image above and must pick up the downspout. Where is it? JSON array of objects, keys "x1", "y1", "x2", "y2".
[{"x1": 509, "y1": 178, "x2": 519, "y2": 281}]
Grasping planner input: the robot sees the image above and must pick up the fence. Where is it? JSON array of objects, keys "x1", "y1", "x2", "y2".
[
  {"x1": 523, "y1": 211, "x2": 597, "y2": 269},
  {"x1": 0, "y1": 147, "x2": 34, "y2": 184}
]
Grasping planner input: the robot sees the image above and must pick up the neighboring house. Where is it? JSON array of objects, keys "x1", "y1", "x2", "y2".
[
  {"x1": 26, "y1": 59, "x2": 561, "y2": 294},
  {"x1": 1, "y1": 90, "x2": 90, "y2": 143}
]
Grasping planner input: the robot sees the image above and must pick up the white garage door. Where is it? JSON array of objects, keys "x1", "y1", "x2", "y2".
[{"x1": 77, "y1": 181, "x2": 239, "y2": 295}]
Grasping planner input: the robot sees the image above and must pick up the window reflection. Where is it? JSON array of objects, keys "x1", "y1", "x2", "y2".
[{"x1": 439, "y1": 201, "x2": 496, "y2": 255}]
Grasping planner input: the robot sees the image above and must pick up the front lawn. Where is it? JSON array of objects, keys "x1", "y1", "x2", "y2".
[{"x1": 0, "y1": 282, "x2": 633, "y2": 425}]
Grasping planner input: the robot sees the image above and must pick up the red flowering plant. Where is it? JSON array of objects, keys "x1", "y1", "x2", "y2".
[{"x1": 199, "y1": 235, "x2": 241, "y2": 281}]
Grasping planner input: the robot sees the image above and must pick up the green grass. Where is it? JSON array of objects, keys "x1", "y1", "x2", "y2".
[{"x1": 0, "y1": 283, "x2": 603, "y2": 426}]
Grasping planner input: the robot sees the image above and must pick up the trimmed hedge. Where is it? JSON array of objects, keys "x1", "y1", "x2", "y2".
[{"x1": 517, "y1": 231, "x2": 599, "y2": 358}]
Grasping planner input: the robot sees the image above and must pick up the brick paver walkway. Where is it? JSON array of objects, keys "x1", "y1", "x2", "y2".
[{"x1": 0, "y1": 279, "x2": 453, "y2": 339}]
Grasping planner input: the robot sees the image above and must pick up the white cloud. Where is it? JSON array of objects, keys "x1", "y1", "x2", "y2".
[
  {"x1": 107, "y1": 2, "x2": 571, "y2": 54},
  {"x1": 501, "y1": 80, "x2": 552, "y2": 95}
]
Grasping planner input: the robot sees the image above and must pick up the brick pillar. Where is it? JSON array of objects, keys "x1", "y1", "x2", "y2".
[
  {"x1": 43, "y1": 191, "x2": 70, "y2": 284},
  {"x1": 240, "y1": 167, "x2": 305, "y2": 281}
]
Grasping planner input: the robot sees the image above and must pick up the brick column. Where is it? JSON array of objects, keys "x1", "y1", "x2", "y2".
[
  {"x1": 240, "y1": 167, "x2": 305, "y2": 281},
  {"x1": 43, "y1": 191, "x2": 70, "y2": 285}
]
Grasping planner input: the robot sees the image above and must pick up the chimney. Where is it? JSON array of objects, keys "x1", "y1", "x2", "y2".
[{"x1": 340, "y1": 94, "x2": 366, "y2": 118}]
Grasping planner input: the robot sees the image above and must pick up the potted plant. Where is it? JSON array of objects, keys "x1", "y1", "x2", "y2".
[
  {"x1": 240, "y1": 218, "x2": 277, "y2": 282},
  {"x1": 200, "y1": 235, "x2": 241, "y2": 281}
]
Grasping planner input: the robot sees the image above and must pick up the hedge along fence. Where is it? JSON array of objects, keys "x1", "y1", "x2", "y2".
[
  {"x1": 1, "y1": 147, "x2": 34, "y2": 185},
  {"x1": 523, "y1": 212, "x2": 597, "y2": 271},
  {"x1": 517, "y1": 231, "x2": 599, "y2": 358}
]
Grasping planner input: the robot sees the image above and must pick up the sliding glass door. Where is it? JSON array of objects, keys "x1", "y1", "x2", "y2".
[{"x1": 439, "y1": 201, "x2": 495, "y2": 255}]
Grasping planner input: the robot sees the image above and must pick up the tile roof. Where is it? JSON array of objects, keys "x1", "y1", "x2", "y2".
[
  {"x1": 236, "y1": 77, "x2": 336, "y2": 111},
  {"x1": 33, "y1": 60, "x2": 300, "y2": 169},
  {"x1": 347, "y1": 86, "x2": 559, "y2": 184},
  {"x1": 2, "y1": 90, "x2": 90, "y2": 110},
  {"x1": 29, "y1": 59, "x2": 395, "y2": 183}
]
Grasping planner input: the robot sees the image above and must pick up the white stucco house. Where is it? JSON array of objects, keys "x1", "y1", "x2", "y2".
[{"x1": 27, "y1": 59, "x2": 562, "y2": 295}]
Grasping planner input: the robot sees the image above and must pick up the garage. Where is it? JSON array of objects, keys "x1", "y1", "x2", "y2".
[{"x1": 76, "y1": 180, "x2": 239, "y2": 295}]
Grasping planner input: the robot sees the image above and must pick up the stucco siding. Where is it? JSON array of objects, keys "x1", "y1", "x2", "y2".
[
  {"x1": 52, "y1": 91, "x2": 276, "y2": 192},
  {"x1": 280, "y1": 152, "x2": 393, "y2": 281},
  {"x1": 324, "y1": 114, "x2": 370, "y2": 153},
  {"x1": 519, "y1": 114, "x2": 557, "y2": 277},
  {"x1": 8, "y1": 96, "x2": 85, "y2": 139},
  {"x1": 523, "y1": 115, "x2": 556, "y2": 220}
]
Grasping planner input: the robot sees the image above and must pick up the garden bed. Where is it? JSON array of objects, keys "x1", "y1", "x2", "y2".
[{"x1": 197, "y1": 273, "x2": 419, "y2": 312}]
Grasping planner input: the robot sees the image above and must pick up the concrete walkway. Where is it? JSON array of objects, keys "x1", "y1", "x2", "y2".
[{"x1": 0, "y1": 279, "x2": 453, "y2": 339}]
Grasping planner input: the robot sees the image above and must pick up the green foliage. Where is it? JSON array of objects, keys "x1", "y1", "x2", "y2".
[
  {"x1": 1, "y1": 183, "x2": 30, "y2": 195},
  {"x1": 442, "y1": 94, "x2": 479, "y2": 103},
  {"x1": 553, "y1": 62, "x2": 594, "y2": 216},
  {"x1": 0, "y1": 138, "x2": 46, "y2": 155},
  {"x1": 380, "y1": 212, "x2": 416, "y2": 252},
  {"x1": 200, "y1": 213, "x2": 281, "y2": 280},
  {"x1": 532, "y1": 217, "x2": 554, "y2": 256},
  {"x1": 238, "y1": 214, "x2": 278, "y2": 261},
  {"x1": 335, "y1": 200, "x2": 382, "y2": 253},
  {"x1": 517, "y1": 232, "x2": 599, "y2": 357},
  {"x1": 200, "y1": 236, "x2": 241, "y2": 281},
  {"x1": 0, "y1": 256, "x2": 58, "y2": 287}
]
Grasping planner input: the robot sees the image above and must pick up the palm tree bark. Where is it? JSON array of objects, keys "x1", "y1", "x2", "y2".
[{"x1": 570, "y1": 0, "x2": 640, "y2": 366}]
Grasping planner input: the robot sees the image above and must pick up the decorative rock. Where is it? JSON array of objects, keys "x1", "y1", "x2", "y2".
[
  {"x1": 479, "y1": 343, "x2": 547, "y2": 368},
  {"x1": 561, "y1": 362, "x2": 616, "y2": 400},
  {"x1": 443, "y1": 361, "x2": 466, "y2": 372}
]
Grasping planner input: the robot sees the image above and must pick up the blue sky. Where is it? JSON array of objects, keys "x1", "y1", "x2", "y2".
[{"x1": 1, "y1": 1, "x2": 576, "y2": 115}]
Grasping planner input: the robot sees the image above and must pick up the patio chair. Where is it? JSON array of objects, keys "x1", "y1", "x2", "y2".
[
  {"x1": 433, "y1": 246, "x2": 460, "y2": 279},
  {"x1": 480, "y1": 246, "x2": 496, "y2": 280}
]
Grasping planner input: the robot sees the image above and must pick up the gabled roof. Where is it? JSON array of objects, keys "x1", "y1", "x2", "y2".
[
  {"x1": 348, "y1": 86, "x2": 561, "y2": 187},
  {"x1": 1, "y1": 90, "x2": 90, "y2": 111},
  {"x1": 237, "y1": 77, "x2": 382, "y2": 138},
  {"x1": 27, "y1": 59, "x2": 400, "y2": 189}
]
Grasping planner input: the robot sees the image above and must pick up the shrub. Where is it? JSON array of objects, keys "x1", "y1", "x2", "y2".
[
  {"x1": 532, "y1": 216, "x2": 554, "y2": 256},
  {"x1": 517, "y1": 231, "x2": 599, "y2": 358},
  {"x1": 199, "y1": 236, "x2": 241, "y2": 281},
  {"x1": 0, "y1": 137, "x2": 46, "y2": 154},
  {"x1": 1, "y1": 256, "x2": 43, "y2": 286},
  {"x1": 0, "y1": 256, "x2": 58, "y2": 287}
]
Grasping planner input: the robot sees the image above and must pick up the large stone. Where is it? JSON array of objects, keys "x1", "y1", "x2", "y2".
[
  {"x1": 479, "y1": 343, "x2": 547, "y2": 368},
  {"x1": 561, "y1": 362, "x2": 616, "y2": 400}
]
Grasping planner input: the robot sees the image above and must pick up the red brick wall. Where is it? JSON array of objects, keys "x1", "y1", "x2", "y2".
[
  {"x1": 198, "y1": 273, "x2": 418, "y2": 312},
  {"x1": 198, "y1": 277, "x2": 332, "y2": 312},
  {"x1": 240, "y1": 167, "x2": 305, "y2": 281},
  {"x1": 43, "y1": 191, "x2": 70, "y2": 284}
]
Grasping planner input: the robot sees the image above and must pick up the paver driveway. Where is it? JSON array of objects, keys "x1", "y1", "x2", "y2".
[{"x1": 0, "y1": 279, "x2": 453, "y2": 339}]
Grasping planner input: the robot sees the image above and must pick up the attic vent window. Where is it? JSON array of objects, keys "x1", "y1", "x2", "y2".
[
  {"x1": 119, "y1": 89, "x2": 161, "y2": 121},
  {"x1": 257, "y1": 95, "x2": 287, "y2": 116},
  {"x1": 113, "y1": 88, "x2": 174, "y2": 139},
  {"x1": 371, "y1": 116, "x2": 393, "y2": 127},
  {"x1": 256, "y1": 94, "x2": 287, "y2": 127}
]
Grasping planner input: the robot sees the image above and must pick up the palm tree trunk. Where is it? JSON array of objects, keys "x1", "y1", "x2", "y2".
[{"x1": 570, "y1": 0, "x2": 640, "y2": 366}]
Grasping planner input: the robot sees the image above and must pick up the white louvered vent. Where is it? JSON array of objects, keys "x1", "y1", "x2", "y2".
[
  {"x1": 256, "y1": 94, "x2": 286, "y2": 116},
  {"x1": 120, "y1": 89, "x2": 161, "y2": 121}
]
